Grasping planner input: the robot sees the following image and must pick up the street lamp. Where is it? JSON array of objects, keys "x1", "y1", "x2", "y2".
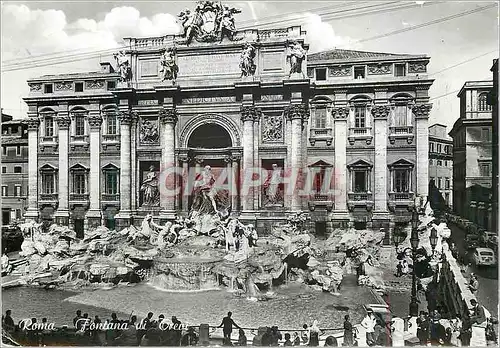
[
  {"x1": 429, "y1": 227, "x2": 438, "y2": 252},
  {"x1": 409, "y1": 208, "x2": 420, "y2": 317}
]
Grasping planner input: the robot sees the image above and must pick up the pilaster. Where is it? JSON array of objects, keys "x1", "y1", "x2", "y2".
[
  {"x1": 85, "y1": 105, "x2": 103, "y2": 229},
  {"x1": 332, "y1": 106, "x2": 349, "y2": 214},
  {"x1": 372, "y1": 105, "x2": 390, "y2": 214},
  {"x1": 54, "y1": 105, "x2": 71, "y2": 225},
  {"x1": 414, "y1": 103, "x2": 432, "y2": 200},
  {"x1": 253, "y1": 109, "x2": 261, "y2": 210}
]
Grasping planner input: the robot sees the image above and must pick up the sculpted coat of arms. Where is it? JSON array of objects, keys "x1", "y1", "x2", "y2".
[{"x1": 177, "y1": 1, "x2": 242, "y2": 45}]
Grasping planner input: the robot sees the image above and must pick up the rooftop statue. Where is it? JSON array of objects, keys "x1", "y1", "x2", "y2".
[
  {"x1": 287, "y1": 41, "x2": 307, "y2": 78},
  {"x1": 160, "y1": 47, "x2": 178, "y2": 84},
  {"x1": 177, "y1": 1, "x2": 241, "y2": 45},
  {"x1": 113, "y1": 51, "x2": 132, "y2": 84}
]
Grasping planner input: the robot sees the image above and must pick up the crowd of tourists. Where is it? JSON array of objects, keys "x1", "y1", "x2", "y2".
[{"x1": 2, "y1": 309, "x2": 349, "y2": 347}]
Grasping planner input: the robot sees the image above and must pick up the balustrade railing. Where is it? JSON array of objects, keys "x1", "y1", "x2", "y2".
[
  {"x1": 389, "y1": 126, "x2": 414, "y2": 135},
  {"x1": 40, "y1": 193, "x2": 58, "y2": 201},
  {"x1": 348, "y1": 192, "x2": 373, "y2": 201},
  {"x1": 310, "y1": 128, "x2": 332, "y2": 137},
  {"x1": 70, "y1": 135, "x2": 89, "y2": 143},
  {"x1": 102, "y1": 193, "x2": 120, "y2": 201},
  {"x1": 70, "y1": 193, "x2": 89, "y2": 201},
  {"x1": 41, "y1": 136, "x2": 57, "y2": 143},
  {"x1": 349, "y1": 127, "x2": 372, "y2": 136},
  {"x1": 102, "y1": 134, "x2": 120, "y2": 142}
]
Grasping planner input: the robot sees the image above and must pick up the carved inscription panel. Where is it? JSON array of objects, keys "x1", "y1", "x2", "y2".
[{"x1": 178, "y1": 53, "x2": 240, "y2": 76}]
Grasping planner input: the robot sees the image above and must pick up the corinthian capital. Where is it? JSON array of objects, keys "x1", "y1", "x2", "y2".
[
  {"x1": 371, "y1": 105, "x2": 391, "y2": 119},
  {"x1": 55, "y1": 116, "x2": 71, "y2": 129},
  {"x1": 88, "y1": 115, "x2": 103, "y2": 129},
  {"x1": 118, "y1": 111, "x2": 134, "y2": 125},
  {"x1": 24, "y1": 117, "x2": 40, "y2": 131},
  {"x1": 240, "y1": 105, "x2": 258, "y2": 122},
  {"x1": 159, "y1": 108, "x2": 178, "y2": 124},
  {"x1": 412, "y1": 103, "x2": 432, "y2": 119},
  {"x1": 331, "y1": 106, "x2": 350, "y2": 119},
  {"x1": 284, "y1": 103, "x2": 308, "y2": 121}
]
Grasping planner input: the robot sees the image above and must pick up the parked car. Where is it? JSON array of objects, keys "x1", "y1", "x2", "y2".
[{"x1": 471, "y1": 247, "x2": 497, "y2": 267}]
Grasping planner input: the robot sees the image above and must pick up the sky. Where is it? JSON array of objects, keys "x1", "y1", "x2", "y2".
[{"x1": 1, "y1": 0, "x2": 499, "y2": 132}]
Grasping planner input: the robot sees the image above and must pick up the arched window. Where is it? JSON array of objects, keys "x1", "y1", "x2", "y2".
[{"x1": 478, "y1": 93, "x2": 491, "y2": 111}]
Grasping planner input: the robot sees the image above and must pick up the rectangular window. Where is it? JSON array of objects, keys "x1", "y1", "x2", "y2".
[
  {"x1": 42, "y1": 173, "x2": 55, "y2": 194},
  {"x1": 394, "y1": 169, "x2": 410, "y2": 192},
  {"x1": 437, "y1": 160, "x2": 442, "y2": 166},
  {"x1": 482, "y1": 128, "x2": 491, "y2": 141},
  {"x1": 437, "y1": 177, "x2": 442, "y2": 189},
  {"x1": 445, "y1": 178, "x2": 450, "y2": 189},
  {"x1": 107, "y1": 114, "x2": 117, "y2": 135},
  {"x1": 107, "y1": 81, "x2": 116, "y2": 90},
  {"x1": 444, "y1": 160, "x2": 448, "y2": 167},
  {"x1": 437, "y1": 144, "x2": 442, "y2": 153},
  {"x1": 2, "y1": 147, "x2": 6, "y2": 156},
  {"x1": 75, "y1": 116, "x2": 85, "y2": 136},
  {"x1": 430, "y1": 176, "x2": 435, "y2": 184},
  {"x1": 445, "y1": 193, "x2": 450, "y2": 205},
  {"x1": 354, "y1": 106, "x2": 366, "y2": 128},
  {"x1": 1, "y1": 186, "x2": 8, "y2": 197},
  {"x1": 105, "y1": 171, "x2": 118, "y2": 194},
  {"x1": 14, "y1": 186, "x2": 21, "y2": 197},
  {"x1": 394, "y1": 105, "x2": 407, "y2": 126},
  {"x1": 14, "y1": 166, "x2": 22, "y2": 173},
  {"x1": 73, "y1": 173, "x2": 86, "y2": 194},
  {"x1": 354, "y1": 171, "x2": 367, "y2": 192},
  {"x1": 45, "y1": 117, "x2": 54, "y2": 137},
  {"x1": 16, "y1": 209, "x2": 21, "y2": 219},
  {"x1": 394, "y1": 63, "x2": 406, "y2": 77},
  {"x1": 354, "y1": 66, "x2": 365, "y2": 79},
  {"x1": 16, "y1": 146, "x2": 21, "y2": 156},
  {"x1": 314, "y1": 107, "x2": 327, "y2": 129},
  {"x1": 444, "y1": 145, "x2": 450, "y2": 154},
  {"x1": 479, "y1": 163, "x2": 491, "y2": 177},
  {"x1": 44, "y1": 84, "x2": 53, "y2": 93},
  {"x1": 1, "y1": 167, "x2": 6, "y2": 174},
  {"x1": 75, "y1": 82, "x2": 84, "y2": 92},
  {"x1": 315, "y1": 68, "x2": 327, "y2": 81}
]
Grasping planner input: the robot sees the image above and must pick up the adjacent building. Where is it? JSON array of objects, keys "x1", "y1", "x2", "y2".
[
  {"x1": 428, "y1": 123, "x2": 453, "y2": 208},
  {"x1": 22, "y1": 4, "x2": 433, "y2": 237},
  {"x1": 1, "y1": 112, "x2": 29, "y2": 226},
  {"x1": 490, "y1": 59, "x2": 498, "y2": 233},
  {"x1": 450, "y1": 80, "x2": 494, "y2": 230}
]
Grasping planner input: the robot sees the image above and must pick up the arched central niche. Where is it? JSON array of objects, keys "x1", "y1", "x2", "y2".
[{"x1": 187, "y1": 123, "x2": 232, "y2": 148}]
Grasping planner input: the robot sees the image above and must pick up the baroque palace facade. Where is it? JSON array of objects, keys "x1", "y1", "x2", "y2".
[{"x1": 23, "y1": 3, "x2": 433, "y2": 236}]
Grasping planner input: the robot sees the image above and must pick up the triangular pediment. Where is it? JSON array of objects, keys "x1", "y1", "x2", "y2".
[
  {"x1": 39, "y1": 164, "x2": 57, "y2": 171},
  {"x1": 347, "y1": 159, "x2": 373, "y2": 169},
  {"x1": 70, "y1": 163, "x2": 89, "y2": 171},
  {"x1": 388, "y1": 159, "x2": 414, "y2": 168},
  {"x1": 309, "y1": 160, "x2": 333, "y2": 167}
]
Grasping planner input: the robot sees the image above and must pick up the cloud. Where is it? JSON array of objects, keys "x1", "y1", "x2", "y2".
[
  {"x1": 300, "y1": 13, "x2": 358, "y2": 53},
  {"x1": 1, "y1": 4, "x2": 181, "y2": 61}
]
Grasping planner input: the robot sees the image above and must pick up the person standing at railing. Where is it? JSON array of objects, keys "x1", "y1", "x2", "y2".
[
  {"x1": 292, "y1": 332, "x2": 300, "y2": 346},
  {"x1": 360, "y1": 309, "x2": 377, "y2": 346},
  {"x1": 283, "y1": 333, "x2": 293, "y2": 346},
  {"x1": 308, "y1": 320, "x2": 323, "y2": 346},
  {"x1": 218, "y1": 311, "x2": 241, "y2": 345},
  {"x1": 343, "y1": 315, "x2": 354, "y2": 346},
  {"x1": 237, "y1": 328, "x2": 247, "y2": 346}
]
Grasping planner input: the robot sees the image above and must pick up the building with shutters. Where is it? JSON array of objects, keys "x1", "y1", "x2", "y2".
[{"x1": 428, "y1": 123, "x2": 453, "y2": 208}]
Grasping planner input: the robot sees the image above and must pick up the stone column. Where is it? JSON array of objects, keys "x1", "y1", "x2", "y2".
[
  {"x1": 159, "y1": 108, "x2": 178, "y2": 217},
  {"x1": 85, "y1": 109, "x2": 103, "y2": 229},
  {"x1": 414, "y1": 104, "x2": 432, "y2": 200},
  {"x1": 241, "y1": 106, "x2": 256, "y2": 212},
  {"x1": 372, "y1": 105, "x2": 391, "y2": 213},
  {"x1": 224, "y1": 155, "x2": 233, "y2": 210},
  {"x1": 253, "y1": 111, "x2": 261, "y2": 210},
  {"x1": 130, "y1": 116, "x2": 138, "y2": 212},
  {"x1": 232, "y1": 155, "x2": 240, "y2": 212},
  {"x1": 285, "y1": 104, "x2": 306, "y2": 212},
  {"x1": 285, "y1": 116, "x2": 292, "y2": 209},
  {"x1": 54, "y1": 112, "x2": 71, "y2": 225},
  {"x1": 115, "y1": 111, "x2": 134, "y2": 227},
  {"x1": 24, "y1": 117, "x2": 40, "y2": 220},
  {"x1": 179, "y1": 154, "x2": 189, "y2": 213},
  {"x1": 332, "y1": 106, "x2": 350, "y2": 213},
  {"x1": 301, "y1": 115, "x2": 309, "y2": 211}
]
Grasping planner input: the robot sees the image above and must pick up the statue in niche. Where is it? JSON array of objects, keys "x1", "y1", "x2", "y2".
[
  {"x1": 192, "y1": 165, "x2": 218, "y2": 215},
  {"x1": 113, "y1": 51, "x2": 132, "y2": 83},
  {"x1": 287, "y1": 41, "x2": 307, "y2": 78},
  {"x1": 239, "y1": 43, "x2": 256, "y2": 78},
  {"x1": 140, "y1": 165, "x2": 160, "y2": 206},
  {"x1": 263, "y1": 164, "x2": 283, "y2": 206},
  {"x1": 262, "y1": 115, "x2": 283, "y2": 142},
  {"x1": 160, "y1": 47, "x2": 178, "y2": 83},
  {"x1": 140, "y1": 119, "x2": 159, "y2": 144}
]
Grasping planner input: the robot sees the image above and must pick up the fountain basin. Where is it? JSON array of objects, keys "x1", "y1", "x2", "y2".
[{"x1": 150, "y1": 257, "x2": 222, "y2": 291}]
